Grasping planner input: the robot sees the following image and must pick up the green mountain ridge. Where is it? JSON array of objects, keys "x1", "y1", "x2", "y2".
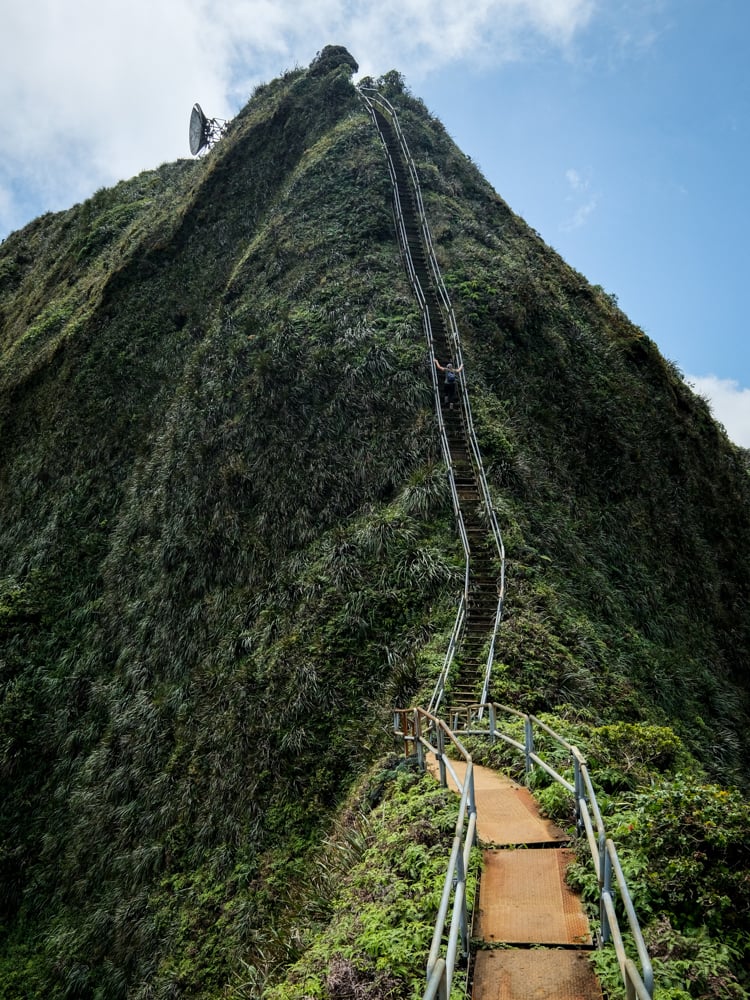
[{"x1": 1, "y1": 45, "x2": 749, "y2": 998}]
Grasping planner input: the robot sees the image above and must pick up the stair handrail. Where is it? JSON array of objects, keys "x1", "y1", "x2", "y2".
[
  {"x1": 360, "y1": 91, "x2": 463, "y2": 491},
  {"x1": 360, "y1": 88, "x2": 505, "y2": 714},
  {"x1": 393, "y1": 707, "x2": 477, "y2": 1000},
  {"x1": 410, "y1": 158, "x2": 506, "y2": 715},
  {"x1": 368, "y1": 89, "x2": 651, "y2": 1000},
  {"x1": 363, "y1": 91, "x2": 503, "y2": 565},
  {"x1": 449, "y1": 703, "x2": 654, "y2": 1000},
  {"x1": 427, "y1": 597, "x2": 466, "y2": 716},
  {"x1": 361, "y1": 88, "x2": 471, "y2": 709}
]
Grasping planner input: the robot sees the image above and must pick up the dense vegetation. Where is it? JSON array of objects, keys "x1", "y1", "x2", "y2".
[
  {"x1": 1, "y1": 45, "x2": 748, "y2": 999},
  {"x1": 465, "y1": 714, "x2": 750, "y2": 999}
]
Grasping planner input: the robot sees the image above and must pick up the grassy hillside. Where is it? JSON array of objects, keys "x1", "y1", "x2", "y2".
[{"x1": 1, "y1": 47, "x2": 749, "y2": 998}]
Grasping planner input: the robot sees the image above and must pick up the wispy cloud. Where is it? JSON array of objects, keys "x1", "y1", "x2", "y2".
[
  {"x1": 562, "y1": 166, "x2": 599, "y2": 230},
  {"x1": 687, "y1": 374, "x2": 750, "y2": 449},
  {"x1": 565, "y1": 168, "x2": 587, "y2": 192},
  {"x1": 595, "y1": 0, "x2": 670, "y2": 69},
  {"x1": 1, "y1": 0, "x2": 596, "y2": 238}
]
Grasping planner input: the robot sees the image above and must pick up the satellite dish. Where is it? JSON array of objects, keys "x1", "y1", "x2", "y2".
[
  {"x1": 189, "y1": 103, "x2": 228, "y2": 155},
  {"x1": 189, "y1": 103, "x2": 208, "y2": 155}
]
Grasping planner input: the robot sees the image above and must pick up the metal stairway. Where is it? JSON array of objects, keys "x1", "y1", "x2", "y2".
[
  {"x1": 361, "y1": 89, "x2": 504, "y2": 711},
  {"x1": 367, "y1": 90, "x2": 654, "y2": 1000},
  {"x1": 397, "y1": 707, "x2": 654, "y2": 1000}
]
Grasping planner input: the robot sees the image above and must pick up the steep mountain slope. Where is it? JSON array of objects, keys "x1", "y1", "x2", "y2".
[
  {"x1": 358, "y1": 73, "x2": 750, "y2": 762},
  {"x1": 1, "y1": 46, "x2": 748, "y2": 998}
]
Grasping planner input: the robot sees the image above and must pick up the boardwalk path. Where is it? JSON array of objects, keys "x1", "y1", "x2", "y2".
[{"x1": 428, "y1": 759, "x2": 603, "y2": 1000}]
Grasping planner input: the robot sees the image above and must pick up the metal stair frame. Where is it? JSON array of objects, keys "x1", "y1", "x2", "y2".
[{"x1": 360, "y1": 87, "x2": 506, "y2": 716}]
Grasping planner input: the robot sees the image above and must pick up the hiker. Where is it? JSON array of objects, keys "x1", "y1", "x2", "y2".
[{"x1": 434, "y1": 356, "x2": 463, "y2": 408}]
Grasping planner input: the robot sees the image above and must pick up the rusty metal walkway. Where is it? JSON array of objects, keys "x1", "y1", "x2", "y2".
[{"x1": 429, "y1": 758, "x2": 603, "y2": 1000}]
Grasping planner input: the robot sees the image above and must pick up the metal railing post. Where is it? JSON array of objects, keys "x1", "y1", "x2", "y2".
[
  {"x1": 395, "y1": 710, "x2": 411, "y2": 758},
  {"x1": 436, "y1": 726, "x2": 447, "y2": 788},
  {"x1": 414, "y1": 709, "x2": 425, "y2": 772},
  {"x1": 601, "y1": 847, "x2": 613, "y2": 944},
  {"x1": 524, "y1": 715, "x2": 534, "y2": 781},
  {"x1": 488, "y1": 703, "x2": 497, "y2": 743},
  {"x1": 438, "y1": 966, "x2": 448, "y2": 1000},
  {"x1": 467, "y1": 766, "x2": 477, "y2": 830},
  {"x1": 454, "y1": 848, "x2": 470, "y2": 958},
  {"x1": 573, "y1": 754, "x2": 584, "y2": 831}
]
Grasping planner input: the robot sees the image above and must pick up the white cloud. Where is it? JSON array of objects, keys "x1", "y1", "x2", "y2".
[
  {"x1": 1, "y1": 0, "x2": 595, "y2": 238},
  {"x1": 687, "y1": 374, "x2": 750, "y2": 449},
  {"x1": 345, "y1": 0, "x2": 596, "y2": 70},
  {"x1": 565, "y1": 168, "x2": 587, "y2": 192},
  {"x1": 1, "y1": 0, "x2": 231, "y2": 235},
  {"x1": 563, "y1": 195, "x2": 599, "y2": 229},
  {"x1": 562, "y1": 165, "x2": 598, "y2": 229}
]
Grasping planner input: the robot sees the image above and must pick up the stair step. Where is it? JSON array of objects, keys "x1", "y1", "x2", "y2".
[{"x1": 377, "y1": 104, "x2": 506, "y2": 712}]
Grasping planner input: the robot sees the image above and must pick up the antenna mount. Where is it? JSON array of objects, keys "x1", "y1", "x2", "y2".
[{"x1": 189, "y1": 103, "x2": 227, "y2": 155}]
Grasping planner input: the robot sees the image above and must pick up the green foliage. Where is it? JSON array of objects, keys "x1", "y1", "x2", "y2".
[
  {"x1": 645, "y1": 918, "x2": 747, "y2": 1000},
  {"x1": 589, "y1": 918, "x2": 747, "y2": 1000},
  {"x1": 263, "y1": 759, "x2": 477, "y2": 1000},
  {"x1": 609, "y1": 777, "x2": 750, "y2": 934},
  {"x1": 71, "y1": 197, "x2": 153, "y2": 261},
  {"x1": 0, "y1": 931, "x2": 56, "y2": 1000},
  {"x1": 563, "y1": 761, "x2": 750, "y2": 997},
  {"x1": 584, "y1": 722, "x2": 690, "y2": 791},
  {"x1": 533, "y1": 781, "x2": 573, "y2": 825},
  {"x1": 0, "y1": 575, "x2": 41, "y2": 638},
  {"x1": 0, "y1": 52, "x2": 466, "y2": 997}
]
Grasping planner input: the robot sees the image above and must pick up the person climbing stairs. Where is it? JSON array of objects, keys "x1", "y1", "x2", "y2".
[{"x1": 368, "y1": 99, "x2": 500, "y2": 709}]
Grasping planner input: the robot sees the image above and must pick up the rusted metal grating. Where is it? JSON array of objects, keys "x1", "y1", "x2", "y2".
[
  {"x1": 427, "y1": 759, "x2": 568, "y2": 846},
  {"x1": 471, "y1": 772, "x2": 568, "y2": 847},
  {"x1": 472, "y1": 948, "x2": 603, "y2": 1000},
  {"x1": 475, "y1": 849, "x2": 592, "y2": 946}
]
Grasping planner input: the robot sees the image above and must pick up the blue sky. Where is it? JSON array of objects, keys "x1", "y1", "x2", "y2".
[{"x1": 2, "y1": 0, "x2": 748, "y2": 444}]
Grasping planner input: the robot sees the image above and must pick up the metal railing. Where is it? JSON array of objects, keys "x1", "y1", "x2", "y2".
[
  {"x1": 428, "y1": 597, "x2": 467, "y2": 717},
  {"x1": 363, "y1": 87, "x2": 652, "y2": 1000},
  {"x1": 360, "y1": 88, "x2": 471, "y2": 612},
  {"x1": 450, "y1": 703, "x2": 654, "y2": 1000},
  {"x1": 360, "y1": 88, "x2": 505, "y2": 713},
  {"x1": 393, "y1": 707, "x2": 477, "y2": 1000}
]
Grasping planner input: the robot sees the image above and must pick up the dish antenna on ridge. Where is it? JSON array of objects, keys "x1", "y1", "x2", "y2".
[{"x1": 189, "y1": 103, "x2": 228, "y2": 155}]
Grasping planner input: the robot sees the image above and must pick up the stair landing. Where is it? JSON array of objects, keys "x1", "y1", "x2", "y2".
[
  {"x1": 429, "y1": 759, "x2": 566, "y2": 846},
  {"x1": 475, "y1": 849, "x2": 592, "y2": 946}
]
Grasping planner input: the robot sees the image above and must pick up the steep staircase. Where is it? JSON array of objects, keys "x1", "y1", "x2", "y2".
[
  {"x1": 367, "y1": 98, "x2": 500, "y2": 708},
  {"x1": 365, "y1": 88, "x2": 652, "y2": 1000}
]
